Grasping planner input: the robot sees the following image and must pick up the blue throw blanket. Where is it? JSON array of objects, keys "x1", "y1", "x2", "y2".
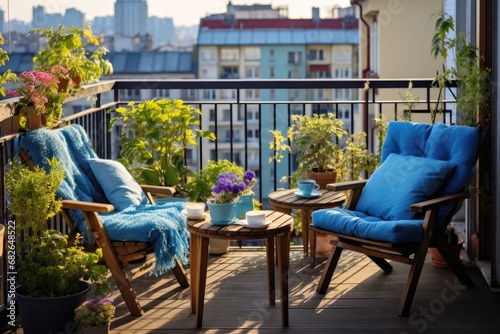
[{"x1": 19, "y1": 124, "x2": 189, "y2": 276}]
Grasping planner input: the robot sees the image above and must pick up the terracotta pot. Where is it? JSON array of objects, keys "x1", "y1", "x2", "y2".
[
  {"x1": 429, "y1": 238, "x2": 464, "y2": 269},
  {"x1": 27, "y1": 114, "x2": 45, "y2": 131},
  {"x1": 315, "y1": 233, "x2": 336, "y2": 258},
  {"x1": 305, "y1": 170, "x2": 336, "y2": 189}
]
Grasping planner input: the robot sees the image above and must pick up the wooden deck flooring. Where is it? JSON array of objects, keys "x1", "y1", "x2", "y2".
[{"x1": 108, "y1": 247, "x2": 500, "y2": 333}]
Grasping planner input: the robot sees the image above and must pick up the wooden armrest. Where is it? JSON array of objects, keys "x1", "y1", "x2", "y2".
[
  {"x1": 410, "y1": 191, "x2": 469, "y2": 213},
  {"x1": 326, "y1": 179, "x2": 368, "y2": 191},
  {"x1": 62, "y1": 200, "x2": 115, "y2": 213},
  {"x1": 140, "y1": 184, "x2": 176, "y2": 196}
]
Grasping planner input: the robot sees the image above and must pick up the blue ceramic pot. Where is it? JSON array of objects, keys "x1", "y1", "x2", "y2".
[
  {"x1": 235, "y1": 192, "x2": 255, "y2": 219},
  {"x1": 207, "y1": 201, "x2": 236, "y2": 225}
]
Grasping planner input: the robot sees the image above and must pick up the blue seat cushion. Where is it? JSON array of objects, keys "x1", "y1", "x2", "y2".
[
  {"x1": 355, "y1": 153, "x2": 456, "y2": 221},
  {"x1": 88, "y1": 158, "x2": 150, "y2": 211},
  {"x1": 312, "y1": 208, "x2": 424, "y2": 243}
]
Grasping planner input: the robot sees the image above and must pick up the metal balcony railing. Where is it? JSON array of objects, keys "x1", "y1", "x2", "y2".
[{"x1": 0, "y1": 78, "x2": 459, "y2": 309}]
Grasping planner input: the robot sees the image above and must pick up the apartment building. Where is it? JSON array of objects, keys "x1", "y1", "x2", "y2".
[{"x1": 197, "y1": 4, "x2": 358, "y2": 197}]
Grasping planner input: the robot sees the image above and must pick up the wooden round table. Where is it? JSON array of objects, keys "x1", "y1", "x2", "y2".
[
  {"x1": 268, "y1": 188, "x2": 346, "y2": 258},
  {"x1": 187, "y1": 210, "x2": 293, "y2": 328}
]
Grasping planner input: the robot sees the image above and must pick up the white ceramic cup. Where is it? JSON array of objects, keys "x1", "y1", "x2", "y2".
[
  {"x1": 297, "y1": 179, "x2": 320, "y2": 196},
  {"x1": 185, "y1": 202, "x2": 205, "y2": 217},
  {"x1": 245, "y1": 210, "x2": 266, "y2": 226}
]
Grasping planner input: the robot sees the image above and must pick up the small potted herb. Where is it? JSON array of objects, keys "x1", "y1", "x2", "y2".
[{"x1": 74, "y1": 297, "x2": 116, "y2": 334}]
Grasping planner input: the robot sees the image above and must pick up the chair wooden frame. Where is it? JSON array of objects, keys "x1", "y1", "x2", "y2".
[
  {"x1": 20, "y1": 149, "x2": 189, "y2": 317},
  {"x1": 309, "y1": 180, "x2": 474, "y2": 316}
]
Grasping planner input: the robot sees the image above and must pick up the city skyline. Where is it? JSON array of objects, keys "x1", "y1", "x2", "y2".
[{"x1": 2, "y1": 0, "x2": 350, "y2": 26}]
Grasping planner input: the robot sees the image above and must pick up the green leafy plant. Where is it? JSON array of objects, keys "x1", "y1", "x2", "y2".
[
  {"x1": 270, "y1": 113, "x2": 348, "y2": 174},
  {"x1": 110, "y1": 98, "x2": 216, "y2": 187},
  {"x1": 431, "y1": 11, "x2": 491, "y2": 126},
  {"x1": 30, "y1": 23, "x2": 113, "y2": 90},
  {"x1": 183, "y1": 160, "x2": 244, "y2": 202},
  {"x1": 5, "y1": 157, "x2": 109, "y2": 297},
  {"x1": 0, "y1": 33, "x2": 17, "y2": 96},
  {"x1": 337, "y1": 131, "x2": 378, "y2": 182}
]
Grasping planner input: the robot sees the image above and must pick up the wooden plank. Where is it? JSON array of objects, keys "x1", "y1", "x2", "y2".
[{"x1": 100, "y1": 249, "x2": 500, "y2": 333}]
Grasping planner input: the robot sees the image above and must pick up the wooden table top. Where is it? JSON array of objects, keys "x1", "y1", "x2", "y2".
[
  {"x1": 268, "y1": 188, "x2": 346, "y2": 211},
  {"x1": 186, "y1": 210, "x2": 292, "y2": 240}
]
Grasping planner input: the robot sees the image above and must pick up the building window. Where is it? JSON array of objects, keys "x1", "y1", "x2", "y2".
[
  {"x1": 200, "y1": 48, "x2": 216, "y2": 62},
  {"x1": 221, "y1": 48, "x2": 239, "y2": 61},
  {"x1": 287, "y1": 51, "x2": 301, "y2": 64},
  {"x1": 245, "y1": 89, "x2": 260, "y2": 100},
  {"x1": 202, "y1": 89, "x2": 215, "y2": 100},
  {"x1": 270, "y1": 49, "x2": 275, "y2": 60},
  {"x1": 270, "y1": 67, "x2": 275, "y2": 78},
  {"x1": 209, "y1": 109, "x2": 216, "y2": 122},
  {"x1": 245, "y1": 65, "x2": 260, "y2": 78},
  {"x1": 222, "y1": 109, "x2": 231, "y2": 121},
  {"x1": 309, "y1": 49, "x2": 324, "y2": 61},
  {"x1": 221, "y1": 66, "x2": 239, "y2": 79},
  {"x1": 200, "y1": 66, "x2": 216, "y2": 79},
  {"x1": 244, "y1": 47, "x2": 260, "y2": 60}
]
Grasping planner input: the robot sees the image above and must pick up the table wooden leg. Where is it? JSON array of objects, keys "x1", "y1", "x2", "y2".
[
  {"x1": 310, "y1": 227, "x2": 316, "y2": 267},
  {"x1": 195, "y1": 236, "x2": 210, "y2": 328},
  {"x1": 277, "y1": 232, "x2": 290, "y2": 327},
  {"x1": 189, "y1": 233, "x2": 198, "y2": 314},
  {"x1": 300, "y1": 209, "x2": 312, "y2": 256},
  {"x1": 265, "y1": 237, "x2": 275, "y2": 306}
]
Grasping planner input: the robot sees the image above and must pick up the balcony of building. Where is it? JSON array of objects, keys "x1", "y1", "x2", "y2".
[{"x1": 1, "y1": 78, "x2": 498, "y2": 332}]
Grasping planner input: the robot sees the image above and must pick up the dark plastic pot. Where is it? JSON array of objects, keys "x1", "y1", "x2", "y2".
[{"x1": 15, "y1": 281, "x2": 90, "y2": 334}]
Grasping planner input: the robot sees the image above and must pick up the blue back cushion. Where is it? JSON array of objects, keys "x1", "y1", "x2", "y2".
[
  {"x1": 355, "y1": 154, "x2": 455, "y2": 221},
  {"x1": 356, "y1": 122, "x2": 479, "y2": 223},
  {"x1": 88, "y1": 158, "x2": 149, "y2": 210}
]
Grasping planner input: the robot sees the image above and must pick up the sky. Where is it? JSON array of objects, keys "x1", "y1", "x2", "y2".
[{"x1": 2, "y1": 0, "x2": 351, "y2": 26}]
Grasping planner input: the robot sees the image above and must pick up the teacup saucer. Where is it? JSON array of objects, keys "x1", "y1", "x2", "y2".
[
  {"x1": 181, "y1": 209, "x2": 208, "y2": 219},
  {"x1": 294, "y1": 190, "x2": 321, "y2": 198},
  {"x1": 234, "y1": 219, "x2": 271, "y2": 229}
]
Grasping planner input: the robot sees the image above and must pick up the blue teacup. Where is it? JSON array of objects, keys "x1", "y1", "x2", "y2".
[{"x1": 297, "y1": 179, "x2": 320, "y2": 196}]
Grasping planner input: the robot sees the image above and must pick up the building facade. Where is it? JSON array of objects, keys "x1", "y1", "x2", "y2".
[{"x1": 197, "y1": 4, "x2": 358, "y2": 198}]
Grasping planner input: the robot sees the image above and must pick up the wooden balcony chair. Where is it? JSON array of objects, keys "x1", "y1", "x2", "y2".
[
  {"x1": 18, "y1": 124, "x2": 190, "y2": 316},
  {"x1": 309, "y1": 121, "x2": 480, "y2": 316}
]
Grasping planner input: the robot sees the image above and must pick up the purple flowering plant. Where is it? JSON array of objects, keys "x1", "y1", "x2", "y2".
[
  {"x1": 210, "y1": 170, "x2": 256, "y2": 204},
  {"x1": 74, "y1": 297, "x2": 116, "y2": 327}
]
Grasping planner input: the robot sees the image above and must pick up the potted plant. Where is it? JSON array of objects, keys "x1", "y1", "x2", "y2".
[
  {"x1": 7, "y1": 67, "x2": 68, "y2": 130},
  {"x1": 184, "y1": 160, "x2": 255, "y2": 255},
  {"x1": 29, "y1": 23, "x2": 113, "y2": 90},
  {"x1": 429, "y1": 225, "x2": 464, "y2": 269},
  {"x1": 431, "y1": 11, "x2": 491, "y2": 126},
  {"x1": 74, "y1": 297, "x2": 116, "y2": 334},
  {"x1": 0, "y1": 32, "x2": 17, "y2": 97},
  {"x1": 110, "y1": 98, "x2": 216, "y2": 188},
  {"x1": 206, "y1": 171, "x2": 252, "y2": 225},
  {"x1": 5, "y1": 157, "x2": 109, "y2": 334},
  {"x1": 270, "y1": 113, "x2": 348, "y2": 188}
]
